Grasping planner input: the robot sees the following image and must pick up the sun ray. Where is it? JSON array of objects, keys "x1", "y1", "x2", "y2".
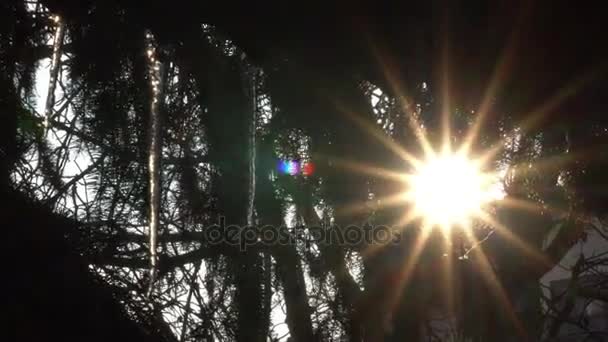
[
  {"x1": 329, "y1": 157, "x2": 410, "y2": 182},
  {"x1": 391, "y1": 208, "x2": 420, "y2": 232},
  {"x1": 460, "y1": 53, "x2": 513, "y2": 155},
  {"x1": 477, "y1": 66, "x2": 606, "y2": 165},
  {"x1": 401, "y1": 101, "x2": 436, "y2": 158},
  {"x1": 439, "y1": 28, "x2": 452, "y2": 153},
  {"x1": 384, "y1": 225, "x2": 433, "y2": 319},
  {"x1": 476, "y1": 211, "x2": 551, "y2": 269},
  {"x1": 459, "y1": 5, "x2": 528, "y2": 155},
  {"x1": 498, "y1": 196, "x2": 570, "y2": 218},
  {"x1": 499, "y1": 154, "x2": 576, "y2": 177},
  {"x1": 494, "y1": 142, "x2": 604, "y2": 181},
  {"x1": 517, "y1": 67, "x2": 604, "y2": 133},
  {"x1": 439, "y1": 228, "x2": 456, "y2": 318},
  {"x1": 461, "y1": 227, "x2": 528, "y2": 339},
  {"x1": 336, "y1": 104, "x2": 422, "y2": 168},
  {"x1": 361, "y1": 208, "x2": 418, "y2": 259},
  {"x1": 335, "y1": 192, "x2": 408, "y2": 219},
  {"x1": 367, "y1": 41, "x2": 435, "y2": 157}
]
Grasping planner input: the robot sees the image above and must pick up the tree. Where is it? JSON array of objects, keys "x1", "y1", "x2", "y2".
[{"x1": 2, "y1": 1, "x2": 608, "y2": 341}]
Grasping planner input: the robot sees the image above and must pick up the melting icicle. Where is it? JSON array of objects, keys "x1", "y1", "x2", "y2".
[
  {"x1": 144, "y1": 30, "x2": 163, "y2": 298},
  {"x1": 43, "y1": 15, "x2": 66, "y2": 132},
  {"x1": 247, "y1": 67, "x2": 258, "y2": 227}
]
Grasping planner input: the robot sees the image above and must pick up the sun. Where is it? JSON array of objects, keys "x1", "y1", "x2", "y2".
[{"x1": 404, "y1": 152, "x2": 494, "y2": 230}]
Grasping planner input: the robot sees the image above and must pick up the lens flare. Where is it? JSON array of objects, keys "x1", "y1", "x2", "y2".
[
  {"x1": 404, "y1": 152, "x2": 494, "y2": 229},
  {"x1": 278, "y1": 160, "x2": 314, "y2": 176},
  {"x1": 302, "y1": 162, "x2": 315, "y2": 176}
]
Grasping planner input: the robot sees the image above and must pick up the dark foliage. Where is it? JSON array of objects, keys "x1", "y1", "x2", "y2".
[{"x1": 2, "y1": 1, "x2": 608, "y2": 341}]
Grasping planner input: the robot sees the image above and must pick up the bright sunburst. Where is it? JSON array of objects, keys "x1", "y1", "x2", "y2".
[
  {"x1": 333, "y1": 21, "x2": 597, "y2": 333},
  {"x1": 403, "y1": 151, "x2": 494, "y2": 230}
]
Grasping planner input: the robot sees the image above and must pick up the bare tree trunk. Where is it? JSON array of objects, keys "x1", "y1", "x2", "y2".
[
  {"x1": 255, "y1": 132, "x2": 316, "y2": 341},
  {"x1": 273, "y1": 235, "x2": 316, "y2": 341},
  {"x1": 297, "y1": 195, "x2": 362, "y2": 341},
  {"x1": 176, "y1": 35, "x2": 267, "y2": 341}
]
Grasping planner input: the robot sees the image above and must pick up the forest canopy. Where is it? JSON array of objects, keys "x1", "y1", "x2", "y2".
[{"x1": 2, "y1": 1, "x2": 608, "y2": 341}]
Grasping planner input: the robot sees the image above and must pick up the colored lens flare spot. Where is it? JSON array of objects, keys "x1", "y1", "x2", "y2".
[{"x1": 278, "y1": 160, "x2": 314, "y2": 176}]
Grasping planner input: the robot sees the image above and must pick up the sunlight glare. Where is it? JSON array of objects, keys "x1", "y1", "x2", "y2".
[{"x1": 406, "y1": 152, "x2": 492, "y2": 229}]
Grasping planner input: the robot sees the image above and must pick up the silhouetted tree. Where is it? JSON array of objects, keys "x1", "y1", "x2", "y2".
[{"x1": 2, "y1": 1, "x2": 608, "y2": 341}]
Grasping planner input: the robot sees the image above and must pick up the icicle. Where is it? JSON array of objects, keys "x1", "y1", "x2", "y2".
[
  {"x1": 246, "y1": 67, "x2": 258, "y2": 227},
  {"x1": 43, "y1": 14, "x2": 66, "y2": 132},
  {"x1": 144, "y1": 30, "x2": 163, "y2": 298}
]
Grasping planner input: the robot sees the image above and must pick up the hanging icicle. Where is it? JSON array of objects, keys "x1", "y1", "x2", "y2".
[
  {"x1": 144, "y1": 29, "x2": 163, "y2": 298},
  {"x1": 43, "y1": 14, "x2": 66, "y2": 133},
  {"x1": 247, "y1": 66, "x2": 258, "y2": 227}
]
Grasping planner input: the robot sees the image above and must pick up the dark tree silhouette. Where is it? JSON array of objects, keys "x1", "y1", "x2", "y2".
[{"x1": 2, "y1": 1, "x2": 608, "y2": 341}]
